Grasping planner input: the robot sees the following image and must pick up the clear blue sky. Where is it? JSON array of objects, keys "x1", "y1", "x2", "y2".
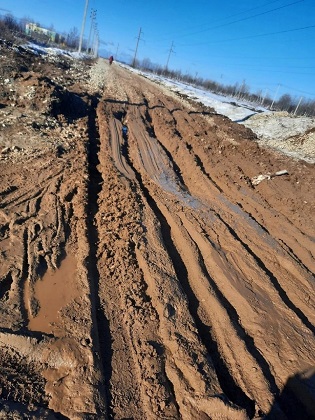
[{"x1": 1, "y1": 0, "x2": 314, "y2": 100}]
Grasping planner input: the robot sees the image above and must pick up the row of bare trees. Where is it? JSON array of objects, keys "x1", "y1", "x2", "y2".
[
  {"x1": 0, "y1": 13, "x2": 21, "y2": 40},
  {"x1": 135, "y1": 57, "x2": 315, "y2": 117}
]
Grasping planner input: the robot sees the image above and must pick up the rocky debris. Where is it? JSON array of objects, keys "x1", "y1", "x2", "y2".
[
  {"x1": 0, "y1": 40, "x2": 96, "y2": 162},
  {"x1": 251, "y1": 169, "x2": 289, "y2": 186},
  {"x1": 243, "y1": 111, "x2": 315, "y2": 163}
]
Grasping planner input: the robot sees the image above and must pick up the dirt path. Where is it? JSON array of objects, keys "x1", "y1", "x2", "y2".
[{"x1": 0, "y1": 45, "x2": 314, "y2": 419}]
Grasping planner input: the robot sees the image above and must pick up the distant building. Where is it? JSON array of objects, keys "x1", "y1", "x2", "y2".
[{"x1": 25, "y1": 23, "x2": 56, "y2": 42}]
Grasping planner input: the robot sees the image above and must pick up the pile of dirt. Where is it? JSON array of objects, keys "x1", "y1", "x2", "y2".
[
  {"x1": 0, "y1": 40, "x2": 314, "y2": 419},
  {"x1": 0, "y1": 40, "x2": 91, "y2": 159}
]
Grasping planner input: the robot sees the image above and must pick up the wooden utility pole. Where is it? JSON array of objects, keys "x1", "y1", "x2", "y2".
[
  {"x1": 78, "y1": 0, "x2": 89, "y2": 53},
  {"x1": 132, "y1": 27, "x2": 142, "y2": 67}
]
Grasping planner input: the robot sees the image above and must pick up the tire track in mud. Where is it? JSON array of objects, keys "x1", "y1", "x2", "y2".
[
  {"x1": 174, "y1": 212, "x2": 277, "y2": 404},
  {"x1": 146, "y1": 96, "x2": 315, "y2": 325},
  {"x1": 0, "y1": 73, "x2": 112, "y2": 415},
  {"x1": 189, "y1": 129, "x2": 314, "y2": 276},
  {"x1": 110, "y1": 97, "x2": 250, "y2": 417},
  {"x1": 0, "y1": 52, "x2": 110, "y2": 417},
  {"x1": 97, "y1": 101, "x2": 182, "y2": 419},
  {"x1": 85, "y1": 96, "x2": 112, "y2": 418},
  {"x1": 109, "y1": 105, "x2": 254, "y2": 416},
  {"x1": 102, "y1": 65, "x2": 315, "y2": 417},
  {"x1": 129, "y1": 162, "x2": 256, "y2": 416},
  {"x1": 150, "y1": 99, "x2": 315, "y2": 276},
  {"x1": 215, "y1": 212, "x2": 315, "y2": 336}
]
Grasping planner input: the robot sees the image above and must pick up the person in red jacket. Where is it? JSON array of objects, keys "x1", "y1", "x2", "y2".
[{"x1": 109, "y1": 55, "x2": 114, "y2": 65}]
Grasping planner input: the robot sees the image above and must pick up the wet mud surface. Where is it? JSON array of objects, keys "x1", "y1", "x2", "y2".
[{"x1": 0, "y1": 41, "x2": 314, "y2": 419}]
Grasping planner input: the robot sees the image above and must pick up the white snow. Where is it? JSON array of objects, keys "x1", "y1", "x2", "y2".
[{"x1": 24, "y1": 42, "x2": 88, "y2": 60}]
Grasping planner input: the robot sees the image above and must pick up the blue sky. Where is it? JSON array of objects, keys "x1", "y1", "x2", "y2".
[{"x1": 1, "y1": 0, "x2": 314, "y2": 100}]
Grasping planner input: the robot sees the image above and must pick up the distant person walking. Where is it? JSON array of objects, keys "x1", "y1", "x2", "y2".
[{"x1": 109, "y1": 55, "x2": 114, "y2": 65}]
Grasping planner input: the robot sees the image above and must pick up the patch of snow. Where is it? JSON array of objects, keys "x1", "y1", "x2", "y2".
[
  {"x1": 129, "y1": 67, "x2": 268, "y2": 121},
  {"x1": 24, "y1": 42, "x2": 88, "y2": 60}
]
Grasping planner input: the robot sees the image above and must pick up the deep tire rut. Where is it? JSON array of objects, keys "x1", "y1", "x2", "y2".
[{"x1": 86, "y1": 97, "x2": 111, "y2": 418}]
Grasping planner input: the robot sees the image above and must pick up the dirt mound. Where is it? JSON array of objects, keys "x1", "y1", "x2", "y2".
[{"x1": 0, "y1": 41, "x2": 314, "y2": 419}]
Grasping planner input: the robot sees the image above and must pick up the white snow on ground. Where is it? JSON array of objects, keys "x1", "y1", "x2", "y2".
[
  {"x1": 142, "y1": 74, "x2": 262, "y2": 122},
  {"x1": 23, "y1": 43, "x2": 88, "y2": 60}
]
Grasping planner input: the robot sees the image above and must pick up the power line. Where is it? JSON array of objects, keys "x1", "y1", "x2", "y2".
[
  {"x1": 159, "y1": 0, "x2": 288, "y2": 40},
  {"x1": 206, "y1": 61, "x2": 315, "y2": 70},
  {"x1": 200, "y1": 54, "x2": 315, "y2": 61},
  {"x1": 165, "y1": 0, "x2": 305, "y2": 41},
  {"x1": 281, "y1": 84, "x2": 315, "y2": 96},
  {"x1": 178, "y1": 23, "x2": 315, "y2": 47}
]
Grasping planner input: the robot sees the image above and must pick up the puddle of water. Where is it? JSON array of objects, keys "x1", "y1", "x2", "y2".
[{"x1": 28, "y1": 254, "x2": 78, "y2": 335}]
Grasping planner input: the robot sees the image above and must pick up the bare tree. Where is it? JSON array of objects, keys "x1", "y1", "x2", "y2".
[
  {"x1": 277, "y1": 94, "x2": 293, "y2": 111},
  {"x1": 3, "y1": 13, "x2": 19, "y2": 31},
  {"x1": 0, "y1": 14, "x2": 20, "y2": 41},
  {"x1": 66, "y1": 27, "x2": 79, "y2": 49}
]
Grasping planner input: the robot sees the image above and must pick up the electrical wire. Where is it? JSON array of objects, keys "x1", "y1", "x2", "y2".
[
  {"x1": 164, "y1": 0, "x2": 305, "y2": 40},
  {"x1": 159, "y1": 0, "x2": 285, "y2": 39},
  {"x1": 178, "y1": 24, "x2": 315, "y2": 47}
]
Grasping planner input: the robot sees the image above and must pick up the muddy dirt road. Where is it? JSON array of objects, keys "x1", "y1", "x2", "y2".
[{"x1": 0, "y1": 42, "x2": 314, "y2": 419}]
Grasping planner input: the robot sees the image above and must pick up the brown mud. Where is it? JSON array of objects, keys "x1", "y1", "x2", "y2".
[{"x1": 0, "y1": 40, "x2": 314, "y2": 419}]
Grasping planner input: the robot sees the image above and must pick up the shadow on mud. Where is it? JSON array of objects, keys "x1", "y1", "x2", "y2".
[
  {"x1": 51, "y1": 90, "x2": 89, "y2": 121},
  {"x1": 266, "y1": 368, "x2": 315, "y2": 419},
  {"x1": 233, "y1": 113, "x2": 257, "y2": 123},
  {"x1": 0, "y1": 399, "x2": 69, "y2": 419},
  {"x1": 104, "y1": 97, "x2": 215, "y2": 118},
  {"x1": 87, "y1": 97, "x2": 114, "y2": 415}
]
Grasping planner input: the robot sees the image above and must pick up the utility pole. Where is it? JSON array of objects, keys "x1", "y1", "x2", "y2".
[
  {"x1": 165, "y1": 41, "x2": 174, "y2": 71},
  {"x1": 294, "y1": 96, "x2": 303, "y2": 116},
  {"x1": 87, "y1": 8, "x2": 96, "y2": 54},
  {"x1": 78, "y1": 0, "x2": 89, "y2": 53},
  {"x1": 115, "y1": 43, "x2": 119, "y2": 58},
  {"x1": 91, "y1": 22, "x2": 97, "y2": 55},
  {"x1": 270, "y1": 84, "x2": 280, "y2": 110},
  {"x1": 94, "y1": 30, "x2": 99, "y2": 58},
  {"x1": 261, "y1": 89, "x2": 268, "y2": 106},
  {"x1": 132, "y1": 27, "x2": 142, "y2": 68}
]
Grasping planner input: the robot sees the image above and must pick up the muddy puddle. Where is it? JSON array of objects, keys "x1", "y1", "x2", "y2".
[{"x1": 27, "y1": 254, "x2": 78, "y2": 335}]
